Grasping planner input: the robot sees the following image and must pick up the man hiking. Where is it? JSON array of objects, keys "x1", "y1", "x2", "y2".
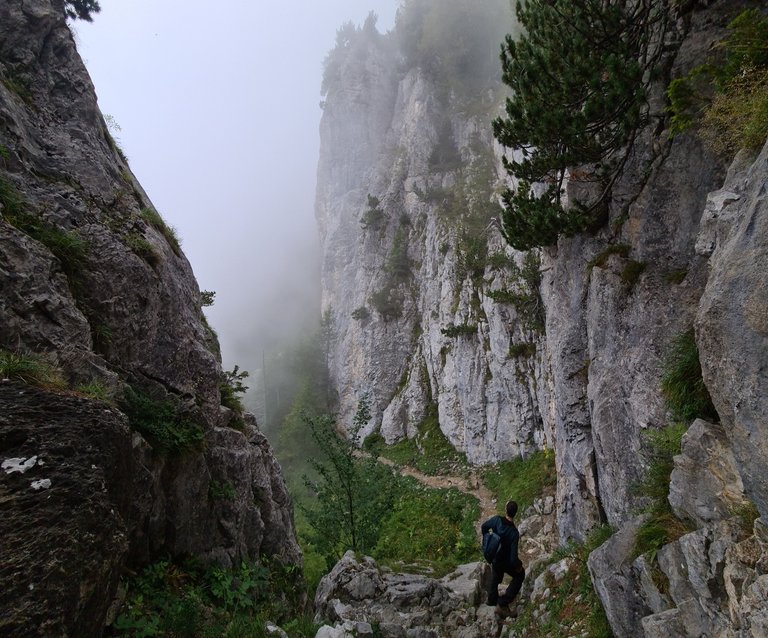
[{"x1": 481, "y1": 499, "x2": 525, "y2": 618}]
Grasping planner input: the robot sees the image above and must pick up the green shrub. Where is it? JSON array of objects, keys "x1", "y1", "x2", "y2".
[
  {"x1": 122, "y1": 386, "x2": 204, "y2": 454},
  {"x1": 0, "y1": 175, "x2": 25, "y2": 218},
  {"x1": 668, "y1": 8, "x2": 768, "y2": 154},
  {"x1": 373, "y1": 483, "x2": 479, "y2": 575},
  {"x1": 440, "y1": 323, "x2": 477, "y2": 338},
  {"x1": 209, "y1": 479, "x2": 236, "y2": 501},
  {"x1": 369, "y1": 287, "x2": 403, "y2": 321},
  {"x1": 114, "y1": 558, "x2": 311, "y2": 638},
  {"x1": 360, "y1": 194, "x2": 387, "y2": 230},
  {"x1": 351, "y1": 306, "x2": 370, "y2": 320},
  {"x1": 482, "y1": 449, "x2": 556, "y2": 515},
  {"x1": 200, "y1": 290, "x2": 216, "y2": 307},
  {"x1": 665, "y1": 269, "x2": 688, "y2": 285},
  {"x1": 0, "y1": 349, "x2": 65, "y2": 390},
  {"x1": 660, "y1": 329, "x2": 717, "y2": 422},
  {"x1": 487, "y1": 251, "x2": 544, "y2": 333}
]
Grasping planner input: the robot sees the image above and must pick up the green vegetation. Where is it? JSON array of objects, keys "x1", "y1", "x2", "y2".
[
  {"x1": 301, "y1": 398, "x2": 401, "y2": 565},
  {"x1": 510, "y1": 525, "x2": 614, "y2": 638},
  {"x1": 76, "y1": 379, "x2": 112, "y2": 402},
  {"x1": 113, "y1": 558, "x2": 315, "y2": 638},
  {"x1": 374, "y1": 482, "x2": 478, "y2": 575},
  {"x1": 360, "y1": 194, "x2": 387, "y2": 231},
  {"x1": 370, "y1": 228, "x2": 412, "y2": 321},
  {"x1": 351, "y1": 306, "x2": 370, "y2": 320},
  {"x1": 665, "y1": 269, "x2": 688, "y2": 285},
  {"x1": 0, "y1": 349, "x2": 65, "y2": 390},
  {"x1": 486, "y1": 251, "x2": 544, "y2": 333},
  {"x1": 2, "y1": 181, "x2": 90, "y2": 290},
  {"x1": 620, "y1": 260, "x2": 646, "y2": 287},
  {"x1": 482, "y1": 449, "x2": 556, "y2": 515},
  {"x1": 440, "y1": 323, "x2": 477, "y2": 338},
  {"x1": 65, "y1": 0, "x2": 100, "y2": 21},
  {"x1": 668, "y1": 9, "x2": 768, "y2": 155},
  {"x1": 200, "y1": 290, "x2": 216, "y2": 307},
  {"x1": 140, "y1": 207, "x2": 182, "y2": 257},
  {"x1": 126, "y1": 231, "x2": 160, "y2": 267},
  {"x1": 632, "y1": 423, "x2": 690, "y2": 561},
  {"x1": 365, "y1": 404, "x2": 468, "y2": 477},
  {"x1": 220, "y1": 365, "x2": 249, "y2": 427},
  {"x1": 508, "y1": 342, "x2": 536, "y2": 359},
  {"x1": 587, "y1": 244, "x2": 631, "y2": 270},
  {"x1": 493, "y1": 0, "x2": 667, "y2": 249},
  {"x1": 209, "y1": 479, "x2": 236, "y2": 501},
  {"x1": 660, "y1": 329, "x2": 717, "y2": 423},
  {"x1": 122, "y1": 386, "x2": 204, "y2": 454}
]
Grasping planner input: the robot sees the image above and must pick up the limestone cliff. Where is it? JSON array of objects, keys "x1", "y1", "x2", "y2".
[
  {"x1": 316, "y1": 2, "x2": 767, "y2": 635},
  {"x1": 0, "y1": 1, "x2": 299, "y2": 634}
]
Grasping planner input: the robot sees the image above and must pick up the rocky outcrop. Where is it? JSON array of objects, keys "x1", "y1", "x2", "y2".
[
  {"x1": 0, "y1": 0, "x2": 300, "y2": 633},
  {"x1": 313, "y1": 552, "x2": 500, "y2": 638}
]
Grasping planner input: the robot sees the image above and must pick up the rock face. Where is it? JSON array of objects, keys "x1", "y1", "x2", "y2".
[
  {"x1": 0, "y1": 0, "x2": 300, "y2": 634},
  {"x1": 315, "y1": 1, "x2": 768, "y2": 636},
  {"x1": 314, "y1": 552, "x2": 500, "y2": 638}
]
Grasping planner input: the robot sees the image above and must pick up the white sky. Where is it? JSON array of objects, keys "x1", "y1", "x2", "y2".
[{"x1": 74, "y1": 0, "x2": 399, "y2": 373}]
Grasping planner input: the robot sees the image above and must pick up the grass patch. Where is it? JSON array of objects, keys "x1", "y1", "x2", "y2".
[
  {"x1": 665, "y1": 269, "x2": 688, "y2": 285},
  {"x1": 0, "y1": 349, "x2": 66, "y2": 390},
  {"x1": 482, "y1": 449, "x2": 556, "y2": 515},
  {"x1": 75, "y1": 379, "x2": 112, "y2": 402},
  {"x1": 113, "y1": 558, "x2": 315, "y2": 638},
  {"x1": 587, "y1": 244, "x2": 631, "y2": 271},
  {"x1": 126, "y1": 231, "x2": 161, "y2": 267},
  {"x1": 121, "y1": 386, "x2": 204, "y2": 454},
  {"x1": 509, "y1": 342, "x2": 537, "y2": 358},
  {"x1": 372, "y1": 405, "x2": 468, "y2": 476},
  {"x1": 620, "y1": 260, "x2": 646, "y2": 287},
  {"x1": 140, "y1": 207, "x2": 182, "y2": 257},
  {"x1": 632, "y1": 423, "x2": 691, "y2": 560},
  {"x1": 660, "y1": 328, "x2": 717, "y2": 422},
  {"x1": 511, "y1": 525, "x2": 614, "y2": 638},
  {"x1": 373, "y1": 480, "x2": 479, "y2": 576}
]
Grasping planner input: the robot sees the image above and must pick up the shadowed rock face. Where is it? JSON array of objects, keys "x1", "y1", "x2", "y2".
[{"x1": 0, "y1": 0, "x2": 301, "y2": 633}]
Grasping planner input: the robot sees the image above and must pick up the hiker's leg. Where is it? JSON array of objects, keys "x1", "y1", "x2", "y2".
[
  {"x1": 498, "y1": 567, "x2": 525, "y2": 607},
  {"x1": 487, "y1": 564, "x2": 504, "y2": 605}
]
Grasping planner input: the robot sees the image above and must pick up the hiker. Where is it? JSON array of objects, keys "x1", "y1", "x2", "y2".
[{"x1": 481, "y1": 499, "x2": 525, "y2": 618}]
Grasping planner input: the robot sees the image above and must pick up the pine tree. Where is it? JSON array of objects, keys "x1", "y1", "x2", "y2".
[
  {"x1": 493, "y1": 0, "x2": 669, "y2": 250},
  {"x1": 64, "y1": 0, "x2": 101, "y2": 21}
]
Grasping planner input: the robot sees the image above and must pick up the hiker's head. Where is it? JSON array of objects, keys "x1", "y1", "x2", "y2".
[{"x1": 505, "y1": 500, "x2": 518, "y2": 519}]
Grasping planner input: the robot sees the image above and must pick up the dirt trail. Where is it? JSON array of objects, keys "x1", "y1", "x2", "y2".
[{"x1": 374, "y1": 455, "x2": 498, "y2": 535}]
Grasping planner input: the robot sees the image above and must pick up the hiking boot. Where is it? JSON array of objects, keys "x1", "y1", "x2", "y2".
[{"x1": 494, "y1": 604, "x2": 511, "y2": 618}]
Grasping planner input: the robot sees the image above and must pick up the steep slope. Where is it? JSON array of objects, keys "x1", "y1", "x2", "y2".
[{"x1": 0, "y1": 1, "x2": 300, "y2": 634}]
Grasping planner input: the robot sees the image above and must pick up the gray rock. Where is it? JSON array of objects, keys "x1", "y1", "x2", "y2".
[
  {"x1": 697, "y1": 138, "x2": 768, "y2": 520},
  {"x1": 587, "y1": 517, "x2": 656, "y2": 638},
  {"x1": 669, "y1": 419, "x2": 746, "y2": 527}
]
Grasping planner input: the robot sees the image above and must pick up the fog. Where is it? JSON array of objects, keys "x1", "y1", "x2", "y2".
[{"x1": 74, "y1": 1, "x2": 399, "y2": 400}]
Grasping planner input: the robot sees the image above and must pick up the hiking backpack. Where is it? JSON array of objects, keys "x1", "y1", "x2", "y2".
[{"x1": 482, "y1": 528, "x2": 502, "y2": 563}]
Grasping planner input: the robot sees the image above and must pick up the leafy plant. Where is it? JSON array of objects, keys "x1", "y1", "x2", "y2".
[
  {"x1": 660, "y1": 329, "x2": 717, "y2": 422},
  {"x1": 220, "y1": 365, "x2": 249, "y2": 416},
  {"x1": 493, "y1": 0, "x2": 668, "y2": 249},
  {"x1": 482, "y1": 449, "x2": 556, "y2": 515},
  {"x1": 121, "y1": 386, "x2": 204, "y2": 454},
  {"x1": 65, "y1": 0, "x2": 100, "y2": 21},
  {"x1": 301, "y1": 397, "x2": 402, "y2": 566},
  {"x1": 509, "y1": 342, "x2": 536, "y2": 358},
  {"x1": 351, "y1": 306, "x2": 370, "y2": 320},
  {"x1": 200, "y1": 290, "x2": 216, "y2": 307},
  {"x1": 0, "y1": 349, "x2": 66, "y2": 390},
  {"x1": 620, "y1": 260, "x2": 646, "y2": 287}
]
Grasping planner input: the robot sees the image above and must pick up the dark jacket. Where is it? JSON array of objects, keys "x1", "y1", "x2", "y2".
[{"x1": 481, "y1": 515, "x2": 521, "y2": 568}]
